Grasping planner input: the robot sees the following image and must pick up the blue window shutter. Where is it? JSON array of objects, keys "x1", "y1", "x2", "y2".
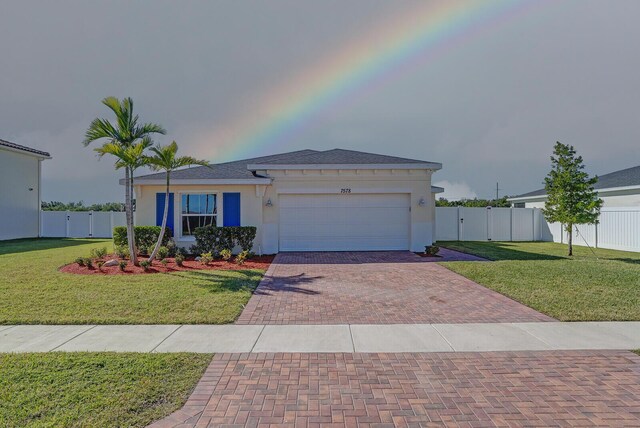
[
  {"x1": 156, "y1": 193, "x2": 174, "y2": 233},
  {"x1": 223, "y1": 193, "x2": 241, "y2": 226}
]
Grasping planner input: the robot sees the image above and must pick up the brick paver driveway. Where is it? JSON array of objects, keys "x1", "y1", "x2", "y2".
[
  {"x1": 236, "y1": 251, "x2": 552, "y2": 324},
  {"x1": 152, "y1": 350, "x2": 640, "y2": 427}
]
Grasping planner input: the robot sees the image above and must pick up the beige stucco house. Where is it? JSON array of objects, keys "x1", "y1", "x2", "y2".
[
  {"x1": 0, "y1": 139, "x2": 51, "y2": 240},
  {"x1": 132, "y1": 149, "x2": 443, "y2": 253}
]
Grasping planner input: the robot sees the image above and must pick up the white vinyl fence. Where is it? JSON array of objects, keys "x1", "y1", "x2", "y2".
[
  {"x1": 436, "y1": 207, "x2": 545, "y2": 242},
  {"x1": 436, "y1": 206, "x2": 640, "y2": 253},
  {"x1": 40, "y1": 211, "x2": 126, "y2": 238}
]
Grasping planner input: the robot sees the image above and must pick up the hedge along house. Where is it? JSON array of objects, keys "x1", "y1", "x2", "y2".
[{"x1": 130, "y1": 149, "x2": 443, "y2": 253}]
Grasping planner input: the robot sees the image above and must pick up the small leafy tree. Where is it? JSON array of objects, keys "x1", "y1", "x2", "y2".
[
  {"x1": 543, "y1": 142, "x2": 603, "y2": 256},
  {"x1": 145, "y1": 141, "x2": 209, "y2": 263}
]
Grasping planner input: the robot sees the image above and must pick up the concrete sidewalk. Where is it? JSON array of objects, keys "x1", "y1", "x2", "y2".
[{"x1": 2, "y1": 322, "x2": 640, "y2": 353}]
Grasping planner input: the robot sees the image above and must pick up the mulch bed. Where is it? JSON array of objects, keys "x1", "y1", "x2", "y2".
[
  {"x1": 60, "y1": 255, "x2": 275, "y2": 275},
  {"x1": 414, "y1": 252, "x2": 441, "y2": 258}
]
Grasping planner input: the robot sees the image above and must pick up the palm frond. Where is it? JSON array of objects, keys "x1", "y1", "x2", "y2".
[
  {"x1": 82, "y1": 118, "x2": 119, "y2": 146},
  {"x1": 134, "y1": 122, "x2": 167, "y2": 139}
]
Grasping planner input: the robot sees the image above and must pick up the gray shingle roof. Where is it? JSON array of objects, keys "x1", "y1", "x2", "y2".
[
  {"x1": 512, "y1": 165, "x2": 640, "y2": 199},
  {"x1": 249, "y1": 148, "x2": 437, "y2": 165},
  {"x1": 0, "y1": 138, "x2": 50, "y2": 158},
  {"x1": 134, "y1": 150, "x2": 319, "y2": 181},
  {"x1": 134, "y1": 148, "x2": 439, "y2": 181}
]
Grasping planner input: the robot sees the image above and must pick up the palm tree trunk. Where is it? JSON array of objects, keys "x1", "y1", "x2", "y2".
[
  {"x1": 148, "y1": 171, "x2": 170, "y2": 262},
  {"x1": 126, "y1": 166, "x2": 138, "y2": 265}
]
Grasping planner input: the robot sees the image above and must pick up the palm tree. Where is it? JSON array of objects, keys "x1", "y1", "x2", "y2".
[
  {"x1": 94, "y1": 139, "x2": 154, "y2": 264},
  {"x1": 83, "y1": 97, "x2": 165, "y2": 265},
  {"x1": 145, "y1": 141, "x2": 209, "y2": 262}
]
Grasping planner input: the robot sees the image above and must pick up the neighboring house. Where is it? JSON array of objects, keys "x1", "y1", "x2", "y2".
[
  {"x1": 131, "y1": 149, "x2": 443, "y2": 253},
  {"x1": 0, "y1": 139, "x2": 51, "y2": 240},
  {"x1": 509, "y1": 165, "x2": 640, "y2": 208}
]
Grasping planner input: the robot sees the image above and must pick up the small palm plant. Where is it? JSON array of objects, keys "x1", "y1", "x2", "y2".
[
  {"x1": 83, "y1": 97, "x2": 165, "y2": 265},
  {"x1": 94, "y1": 139, "x2": 153, "y2": 263},
  {"x1": 145, "y1": 141, "x2": 209, "y2": 263}
]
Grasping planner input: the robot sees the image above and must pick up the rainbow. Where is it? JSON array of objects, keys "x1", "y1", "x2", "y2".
[{"x1": 202, "y1": 0, "x2": 535, "y2": 161}]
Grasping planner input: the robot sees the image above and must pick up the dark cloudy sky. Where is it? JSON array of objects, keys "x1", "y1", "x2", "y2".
[{"x1": 1, "y1": 0, "x2": 638, "y2": 203}]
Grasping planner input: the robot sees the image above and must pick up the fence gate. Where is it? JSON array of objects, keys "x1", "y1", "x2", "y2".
[{"x1": 40, "y1": 211, "x2": 126, "y2": 238}]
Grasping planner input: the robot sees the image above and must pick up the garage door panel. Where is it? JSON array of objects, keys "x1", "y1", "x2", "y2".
[{"x1": 279, "y1": 194, "x2": 410, "y2": 251}]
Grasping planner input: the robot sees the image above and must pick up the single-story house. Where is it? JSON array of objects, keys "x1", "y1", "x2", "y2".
[
  {"x1": 0, "y1": 139, "x2": 51, "y2": 240},
  {"x1": 509, "y1": 165, "x2": 640, "y2": 208},
  {"x1": 131, "y1": 148, "x2": 443, "y2": 253}
]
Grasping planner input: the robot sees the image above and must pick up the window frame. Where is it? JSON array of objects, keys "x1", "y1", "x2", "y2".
[{"x1": 177, "y1": 191, "x2": 220, "y2": 239}]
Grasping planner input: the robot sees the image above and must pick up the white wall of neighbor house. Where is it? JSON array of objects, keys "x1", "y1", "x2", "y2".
[
  {"x1": 134, "y1": 184, "x2": 264, "y2": 250},
  {"x1": 520, "y1": 189, "x2": 640, "y2": 209},
  {"x1": 0, "y1": 150, "x2": 42, "y2": 240}
]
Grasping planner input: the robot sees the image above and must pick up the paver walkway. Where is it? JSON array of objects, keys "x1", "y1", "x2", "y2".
[
  {"x1": 236, "y1": 251, "x2": 552, "y2": 324},
  {"x1": 150, "y1": 350, "x2": 640, "y2": 427}
]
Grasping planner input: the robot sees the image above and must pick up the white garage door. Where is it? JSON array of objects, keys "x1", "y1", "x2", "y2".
[{"x1": 279, "y1": 193, "x2": 410, "y2": 251}]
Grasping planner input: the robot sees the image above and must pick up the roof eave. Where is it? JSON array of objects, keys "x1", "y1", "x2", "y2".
[
  {"x1": 0, "y1": 145, "x2": 51, "y2": 159},
  {"x1": 247, "y1": 162, "x2": 443, "y2": 171},
  {"x1": 125, "y1": 178, "x2": 273, "y2": 186}
]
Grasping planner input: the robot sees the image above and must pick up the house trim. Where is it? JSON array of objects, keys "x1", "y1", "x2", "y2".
[{"x1": 0, "y1": 145, "x2": 51, "y2": 160}]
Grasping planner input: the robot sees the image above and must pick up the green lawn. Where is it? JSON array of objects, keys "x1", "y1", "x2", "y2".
[
  {"x1": 438, "y1": 241, "x2": 640, "y2": 321},
  {"x1": 0, "y1": 238, "x2": 264, "y2": 324},
  {"x1": 0, "y1": 352, "x2": 210, "y2": 427}
]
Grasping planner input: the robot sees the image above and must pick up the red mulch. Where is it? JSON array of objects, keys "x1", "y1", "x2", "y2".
[{"x1": 60, "y1": 255, "x2": 275, "y2": 275}]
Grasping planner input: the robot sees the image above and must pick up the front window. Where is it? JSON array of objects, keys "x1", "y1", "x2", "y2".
[{"x1": 181, "y1": 194, "x2": 217, "y2": 236}]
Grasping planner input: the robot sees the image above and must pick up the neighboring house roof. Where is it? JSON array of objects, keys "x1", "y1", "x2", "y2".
[
  {"x1": 132, "y1": 149, "x2": 440, "y2": 183},
  {"x1": 510, "y1": 165, "x2": 640, "y2": 200},
  {"x1": 0, "y1": 138, "x2": 51, "y2": 158}
]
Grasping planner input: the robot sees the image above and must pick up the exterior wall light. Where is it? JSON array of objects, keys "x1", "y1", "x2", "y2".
[
  {"x1": 418, "y1": 198, "x2": 426, "y2": 207},
  {"x1": 265, "y1": 198, "x2": 273, "y2": 207}
]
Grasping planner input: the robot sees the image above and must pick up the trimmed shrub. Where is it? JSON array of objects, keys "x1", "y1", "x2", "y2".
[
  {"x1": 75, "y1": 257, "x2": 85, "y2": 267},
  {"x1": 200, "y1": 252, "x2": 213, "y2": 265},
  {"x1": 157, "y1": 246, "x2": 169, "y2": 260},
  {"x1": 235, "y1": 250, "x2": 249, "y2": 265},
  {"x1": 219, "y1": 227, "x2": 236, "y2": 252},
  {"x1": 84, "y1": 258, "x2": 93, "y2": 269},
  {"x1": 424, "y1": 245, "x2": 440, "y2": 256},
  {"x1": 96, "y1": 260, "x2": 105, "y2": 271},
  {"x1": 114, "y1": 245, "x2": 129, "y2": 259},
  {"x1": 166, "y1": 239, "x2": 178, "y2": 257},
  {"x1": 113, "y1": 226, "x2": 172, "y2": 252},
  {"x1": 192, "y1": 226, "x2": 223, "y2": 255},
  {"x1": 220, "y1": 249, "x2": 232, "y2": 261},
  {"x1": 139, "y1": 260, "x2": 151, "y2": 271},
  {"x1": 118, "y1": 261, "x2": 127, "y2": 271},
  {"x1": 193, "y1": 226, "x2": 256, "y2": 255},
  {"x1": 90, "y1": 247, "x2": 108, "y2": 260},
  {"x1": 175, "y1": 253, "x2": 185, "y2": 267},
  {"x1": 235, "y1": 227, "x2": 257, "y2": 252}
]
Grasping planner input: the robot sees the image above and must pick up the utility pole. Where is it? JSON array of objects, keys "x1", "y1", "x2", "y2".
[{"x1": 495, "y1": 182, "x2": 500, "y2": 201}]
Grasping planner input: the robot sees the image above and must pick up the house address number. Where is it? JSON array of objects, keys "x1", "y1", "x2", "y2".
[{"x1": 340, "y1": 188, "x2": 351, "y2": 194}]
